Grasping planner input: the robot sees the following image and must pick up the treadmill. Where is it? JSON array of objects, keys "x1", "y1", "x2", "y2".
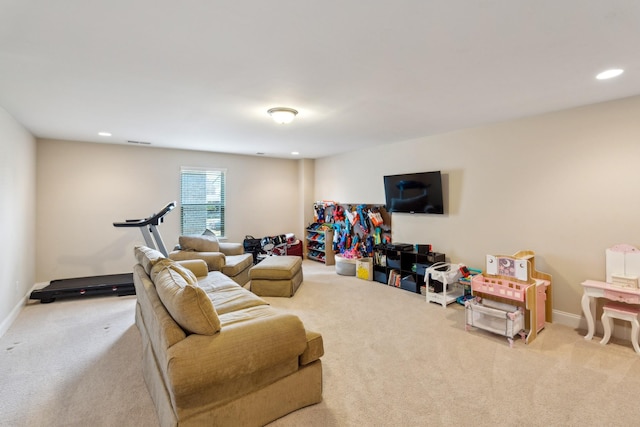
[{"x1": 30, "y1": 202, "x2": 176, "y2": 303}]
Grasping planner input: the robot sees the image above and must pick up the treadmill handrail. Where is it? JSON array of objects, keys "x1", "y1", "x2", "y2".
[{"x1": 113, "y1": 201, "x2": 176, "y2": 228}]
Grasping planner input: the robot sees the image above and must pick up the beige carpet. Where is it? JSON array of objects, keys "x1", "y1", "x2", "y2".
[{"x1": 2, "y1": 260, "x2": 640, "y2": 426}]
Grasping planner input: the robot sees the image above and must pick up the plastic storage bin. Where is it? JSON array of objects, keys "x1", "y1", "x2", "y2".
[{"x1": 335, "y1": 255, "x2": 357, "y2": 276}]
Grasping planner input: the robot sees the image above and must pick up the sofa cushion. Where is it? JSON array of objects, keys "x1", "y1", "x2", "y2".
[
  {"x1": 134, "y1": 245, "x2": 166, "y2": 275},
  {"x1": 197, "y1": 270, "x2": 241, "y2": 293},
  {"x1": 300, "y1": 331, "x2": 324, "y2": 365},
  {"x1": 173, "y1": 259, "x2": 209, "y2": 279},
  {"x1": 222, "y1": 253, "x2": 254, "y2": 277},
  {"x1": 179, "y1": 234, "x2": 219, "y2": 253},
  {"x1": 207, "y1": 286, "x2": 270, "y2": 315},
  {"x1": 202, "y1": 228, "x2": 217, "y2": 237},
  {"x1": 169, "y1": 250, "x2": 226, "y2": 272},
  {"x1": 152, "y1": 262, "x2": 221, "y2": 335},
  {"x1": 151, "y1": 258, "x2": 198, "y2": 284},
  {"x1": 197, "y1": 271, "x2": 269, "y2": 315}
]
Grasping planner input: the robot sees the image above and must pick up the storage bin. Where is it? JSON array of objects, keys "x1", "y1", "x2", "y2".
[
  {"x1": 415, "y1": 262, "x2": 431, "y2": 276},
  {"x1": 374, "y1": 270, "x2": 387, "y2": 284},
  {"x1": 335, "y1": 255, "x2": 357, "y2": 276},
  {"x1": 356, "y1": 258, "x2": 373, "y2": 281},
  {"x1": 386, "y1": 251, "x2": 402, "y2": 269},
  {"x1": 400, "y1": 275, "x2": 418, "y2": 292}
]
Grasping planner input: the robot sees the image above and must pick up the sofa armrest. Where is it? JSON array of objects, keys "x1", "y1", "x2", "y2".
[
  {"x1": 219, "y1": 242, "x2": 244, "y2": 256},
  {"x1": 174, "y1": 259, "x2": 209, "y2": 278},
  {"x1": 169, "y1": 250, "x2": 226, "y2": 272},
  {"x1": 300, "y1": 330, "x2": 324, "y2": 365},
  {"x1": 167, "y1": 312, "x2": 307, "y2": 395}
]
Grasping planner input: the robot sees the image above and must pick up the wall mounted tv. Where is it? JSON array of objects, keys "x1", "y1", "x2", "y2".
[{"x1": 383, "y1": 171, "x2": 444, "y2": 214}]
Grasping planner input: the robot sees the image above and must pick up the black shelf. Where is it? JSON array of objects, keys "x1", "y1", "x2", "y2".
[{"x1": 373, "y1": 245, "x2": 445, "y2": 293}]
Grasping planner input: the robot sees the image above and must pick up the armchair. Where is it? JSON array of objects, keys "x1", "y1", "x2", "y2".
[{"x1": 169, "y1": 233, "x2": 254, "y2": 286}]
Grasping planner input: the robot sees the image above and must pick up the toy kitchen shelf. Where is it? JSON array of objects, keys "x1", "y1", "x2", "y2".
[
  {"x1": 306, "y1": 225, "x2": 335, "y2": 265},
  {"x1": 465, "y1": 250, "x2": 552, "y2": 346}
]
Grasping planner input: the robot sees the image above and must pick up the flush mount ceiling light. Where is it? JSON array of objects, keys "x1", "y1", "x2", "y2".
[
  {"x1": 268, "y1": 107, "x2": 298, "y2": 124},
  {"x1": 596, "y1": 69, "x2": 624, "y2": 80}
]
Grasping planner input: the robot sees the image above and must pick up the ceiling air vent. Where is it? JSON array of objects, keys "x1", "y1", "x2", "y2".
[{"x1": 127, "y1": 140, "x2": 152, "y2": 145}]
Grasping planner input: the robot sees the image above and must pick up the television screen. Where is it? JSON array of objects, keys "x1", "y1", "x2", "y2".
[{"x1": 384, "y1": 171, "x2": 444, "y2": 214}]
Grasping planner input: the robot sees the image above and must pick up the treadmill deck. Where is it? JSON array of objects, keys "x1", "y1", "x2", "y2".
[{"x1": 30, "y1": 273, "x2": 135, "y2": 303}]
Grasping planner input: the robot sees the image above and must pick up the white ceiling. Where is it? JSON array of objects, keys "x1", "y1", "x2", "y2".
[{"x1": 1, "y1": 1, "x2": 639, "y2": 159}]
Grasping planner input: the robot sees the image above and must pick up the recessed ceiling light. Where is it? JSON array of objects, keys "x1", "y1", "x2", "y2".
[
  {"x1": 291, "y1": 151, "x2": 299, "y2": 156},
  {"x1": 98, "y1": 132, "x2": 112, "y2": 137},
  {"x1": 596, "y1": 69, "x2": 624, "y2": 80}
]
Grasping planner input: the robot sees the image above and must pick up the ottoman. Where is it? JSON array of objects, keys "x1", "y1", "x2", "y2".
[{"x1": 249, "y1": 256, "x2": 303, "y2": 297}]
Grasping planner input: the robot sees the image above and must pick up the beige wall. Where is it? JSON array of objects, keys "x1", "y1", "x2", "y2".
[
  {"x1": 5, "y1": 94, "x2": 640, "y2": 329},
  {"x1": 36, "y1": 140, "x2": 304, "y2": 282},
  {"x1": 315, "y1": 95, "x2": 640, "y2": 318},
  {"x1": 0, "y1": 107, "x2": 36, "y2": 335}
]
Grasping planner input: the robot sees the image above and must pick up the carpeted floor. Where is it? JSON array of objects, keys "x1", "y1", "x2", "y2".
[{"x1": 2, "y1": 260, "x2": 640, "y2": 426}]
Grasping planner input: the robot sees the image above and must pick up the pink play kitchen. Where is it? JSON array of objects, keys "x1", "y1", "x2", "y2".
[{"x1": 465, "y1": 250, "x2": 552, "y2": 347}]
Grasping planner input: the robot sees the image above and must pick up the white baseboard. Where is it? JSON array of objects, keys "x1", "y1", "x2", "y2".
[
  {"x1": 0, "y1": 282, "x2": 48, "y2": 338},
  {"x1": 0, "y1": 299, "x2": 23, "y2": 338},
  {"x1": 552, "y1": 308, "x2": 634, "y2": 341},
  {"x1": 0, "y1": 296, "x2": 27, "y2": 338},
  {"x1": 552, "y1": 309, "x2": 583, "y2": 329}
]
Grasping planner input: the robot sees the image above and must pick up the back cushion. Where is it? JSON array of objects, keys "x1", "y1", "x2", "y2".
[
  {"x1": 134, "y1": 245, "x2": 166, "y2": 275},
  {"x1": 150, "y1": 258, "x2": 198, "y2": 283},
  {"x1": 152, "y1": 261, "x2": 221, "y2": 335},
  {"x1": 179, "y1": 234, "x2": 219, "y2": 252}
]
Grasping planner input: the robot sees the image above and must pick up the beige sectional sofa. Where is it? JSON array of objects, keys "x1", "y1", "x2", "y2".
[{"x1": 132, "y1": 245, "x2": 323, "y2": 427}]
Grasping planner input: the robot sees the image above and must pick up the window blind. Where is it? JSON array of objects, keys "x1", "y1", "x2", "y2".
[{"x1": 180, "y1": 167, "x2": 226, "y2": 237}]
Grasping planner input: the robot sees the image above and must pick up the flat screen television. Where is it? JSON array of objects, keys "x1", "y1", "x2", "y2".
[{"x1": 383, "y1": 171, "x2": 444, "y2": 214}]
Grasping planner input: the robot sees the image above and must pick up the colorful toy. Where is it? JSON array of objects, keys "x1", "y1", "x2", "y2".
[
  {"x1": 314, "y1": 203, "x2": 325, "y2": 223},
  {"x1": 356, "y1": 205, "x2": 369, "y2": 233},
  {"x1": 364, "y1": 235, "x2": 373, "y2": 257},
  {"x1": 374, "y1": 227, "x2": 382, "y2": 245},
  {"x1": 368, "y1": 209, "x2": 384, "y2": 227},
  {"x1": 332, "y1": 223, "x2": 341, "y2": 250},
  {"x1": 338, "y1": 230, "x2": 347, "y2": 253}
]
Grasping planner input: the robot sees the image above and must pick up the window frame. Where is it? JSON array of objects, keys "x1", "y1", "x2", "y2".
[{"x1": 179, "y1": 166, "x2": 227, "y2": 238}]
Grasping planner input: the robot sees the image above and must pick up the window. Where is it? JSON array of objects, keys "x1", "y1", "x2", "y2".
[{"x1": 180, "y1": 167, "x2": 226, "y2": 237}]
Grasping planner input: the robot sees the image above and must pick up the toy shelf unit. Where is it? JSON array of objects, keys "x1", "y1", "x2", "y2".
[
  {"x1": 425, "y1": 262, "x2": 466, "y2": 307},
  {"x1": 309, "y1": 202, "x2": 390, "y2": 267},
  {"x1": 373, "y1": 243, "x2": 445, "y2": 293},
  {"x1": 306, "y1": 224, "x2": 335, "y2": 265},
  {"x1": 465, "y1": 250, "x2": 552, "y2": 346}
]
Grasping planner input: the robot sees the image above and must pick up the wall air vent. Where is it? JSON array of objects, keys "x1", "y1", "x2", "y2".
[{"x1": 127, "y1": 140, "x2": 152, "y2": 145}]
